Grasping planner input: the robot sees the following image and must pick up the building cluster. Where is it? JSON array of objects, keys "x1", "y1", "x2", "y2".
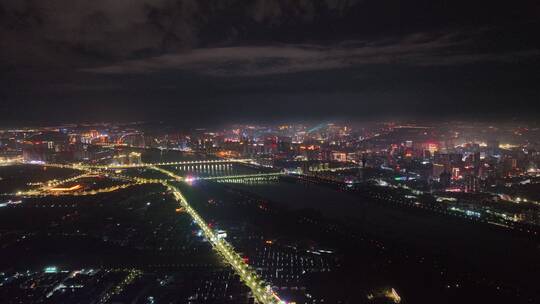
[
  {"x1": 2, "y1": 122, "x2": 540, "y2": 228},
  {"x1": 0, "y1": 124, "x2": 146, "y2": 164},
  {"x1": 3, "y1": 122, "x2": 540, "y2": 192}
]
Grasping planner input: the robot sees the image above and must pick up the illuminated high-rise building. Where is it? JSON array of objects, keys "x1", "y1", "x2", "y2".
[{"x1": 465, "y1": 174, "x2": 480, "y2": 193}]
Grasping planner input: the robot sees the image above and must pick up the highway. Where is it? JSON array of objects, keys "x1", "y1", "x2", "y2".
[
  {"x1": 2, "y1": 172, "x2": 166, "y2": 197},
  {"x1": 8, "y1": 181, "x2": 157, "y2": 197},
  {"x1": 40, "y1": 172, "x2": 95, "y2": 190},
  {"x1": 153, "y1": 166, "x2": 284, "y2": 304}
]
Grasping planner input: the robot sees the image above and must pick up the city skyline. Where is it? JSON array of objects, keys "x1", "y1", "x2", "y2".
[{"x1": 1, "y1": 2, "x2": 540, "y2": 303}]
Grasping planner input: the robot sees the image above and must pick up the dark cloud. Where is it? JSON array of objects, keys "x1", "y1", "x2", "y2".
[
  {"x1": 82, "y1": 29, "x2": 540, "y2": 77},
  {"x1": 1, "y1": 0, "x2": 539, "y2": 124},
  {"x1": 2, "y1": 0, "x2": 538, "y2": 66}
]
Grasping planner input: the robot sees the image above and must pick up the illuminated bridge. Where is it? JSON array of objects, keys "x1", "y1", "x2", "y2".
[
  {"x1": 102, "y1": 158, "x2": 254, "y2": 169},
  {"x1": 32, "y1": 159, "x2": 255, "y2": 170},
  {"x1": 195, "y1": 172, "x2": 285, "y2": 183}
]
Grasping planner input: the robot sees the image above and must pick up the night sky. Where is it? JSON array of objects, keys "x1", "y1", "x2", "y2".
[{"x1": 1, "y1": 0, "x2": 540, "y2": 125}]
